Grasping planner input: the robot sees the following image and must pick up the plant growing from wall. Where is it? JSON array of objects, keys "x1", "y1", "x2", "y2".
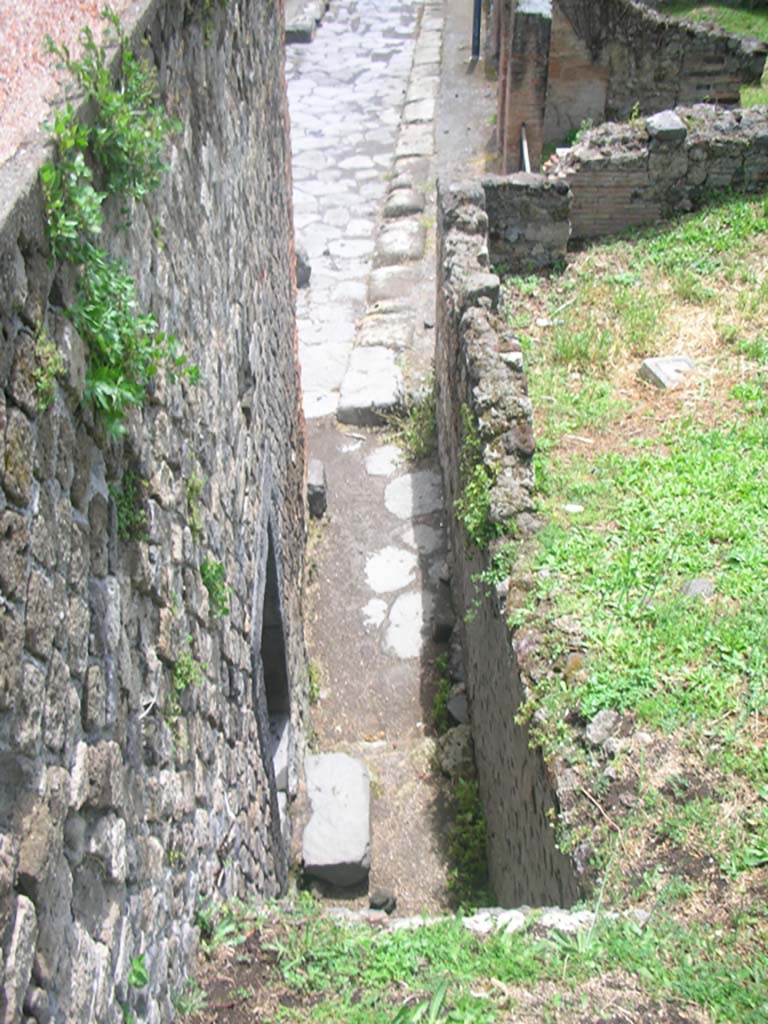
[
  {"x1": 200, "y1": 558, "x2": 230, "y2": 619},
  {"x1": 453, "y1": 404, "x2": 502, "y2": 549},
  {"x1": 33, "y1": 324, "x2": 65, "y2": 411},
  {"x1": 385, "y1": 377, "x2": 437, "y2": 460},
  {"x1": 109, "y1": 467, "x2": 147, "y2": 541},
  {"x1": 447, "y1": 778, "x2": 490, "y2": 907},
  {"x1": 40, "y1": 9, "x2": 196, "y2": 435},
  {"x1": 167, "y1": 639, "x2": 205, "y2": 729}
]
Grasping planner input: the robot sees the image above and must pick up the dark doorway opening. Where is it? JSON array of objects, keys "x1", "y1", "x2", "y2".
[{"x1": 261, "y1": 524, "x2": 291, "y2": 820}]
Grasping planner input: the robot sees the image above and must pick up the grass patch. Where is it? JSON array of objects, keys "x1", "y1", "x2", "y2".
[
  {"x1": 661, "y1": 2, "x2": 768, "y2": 106},
  {"x1": 191, "y1": 897, "x2": 768, "y2": 1024},
  {"x1": 386, "y1": 379, "x2": 437, "y2": 460}
]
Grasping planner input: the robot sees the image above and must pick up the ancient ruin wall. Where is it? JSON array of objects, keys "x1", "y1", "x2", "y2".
[
  {"x1": 552, "y1": 105, "x2": 768, "y2": 241},
  {"x1": 0, "y1": 1, "x2": 307, "y2": 1021},
  {"x1": 435, "y1": 181, "x2": 579, "y2": 908}
]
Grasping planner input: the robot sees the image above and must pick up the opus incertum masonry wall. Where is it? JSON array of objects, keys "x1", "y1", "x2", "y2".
[{"x1": 0, "y1": 1, "x2": 308, "y2": 1020}]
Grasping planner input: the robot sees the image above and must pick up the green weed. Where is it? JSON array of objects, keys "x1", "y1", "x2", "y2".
[
  {"x1": 109, "y1": 468, "x2": 147, "y2": 541},
  {"x1": 172, "y1": 979, "x2": 208, "y2": 1016},
  {"x1": 447, "y1": 778, "x2": 491, "y2": 907},
  {"x1": 46, "y1": 8, "x2": 181, "y2": 200},
  {"x1": 200, "y1": 558, "x2": 230, "y2": 619},
  {"x1": 186, "y1": 467, "x2": 205, "y2": 540},
  {"x1": 33, "y1": 326, "x2": 65, "y2": 411},
  {"x1": 41, "y1": 11, "x2": 196, "y2": 435},
  {"x1": 431, "y1": 654, "x2": 452, "y2": 734},
  {"x1": 454, "y1": 406, "x2": 503, "y2": 549},
  {"x1": 387, "y1": 379, "x2": 437, "y2": 460}
]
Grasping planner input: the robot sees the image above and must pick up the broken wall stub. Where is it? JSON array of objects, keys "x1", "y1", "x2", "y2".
[
  {"x1": 434, "y1": 180, "x2": 580, "y2": 908},
  {"x1": 0, "y1": 0, "x2": 308, "y2": 1020},
  {"x1": 551, "y1": 105, "x2": 768, "y2": 241},
  {"x1": 482, "y1": 172, "x2": 571, "y2": 270}
]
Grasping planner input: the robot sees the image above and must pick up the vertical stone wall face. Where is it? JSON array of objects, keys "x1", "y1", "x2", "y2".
[
  {"x1": 0, "y1": 0, "x2": 307, "y2": 1021},
  {"x1": 435, "y1": 181, "x2": 579, "y2": 908}
]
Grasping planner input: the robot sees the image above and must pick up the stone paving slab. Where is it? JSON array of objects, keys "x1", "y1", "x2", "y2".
[
  {"x1": 357, "y1": 312, "x2": 414, "y2": 350},
  {"x1": 303, "y1": 753, "x2": 371, "y2": 887},
  {"x1": 337, "y1": 347, "x2": 403, "y2": 425}
]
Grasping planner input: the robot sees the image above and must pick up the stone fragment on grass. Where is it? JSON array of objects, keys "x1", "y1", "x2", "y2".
[
  {"x1": 585, "y1": 709, "x2": 620, "y2": 749},
  {"x1": 638, "y1": 355, "x2": 695, "y2": 389},
  {"x1": 681, "y1": 577, "x2": 715, "y2": 598}
]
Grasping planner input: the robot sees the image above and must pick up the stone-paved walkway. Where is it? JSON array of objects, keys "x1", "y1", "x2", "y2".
[
  {"x1": 286, "y1": 0, "x2": 455, "y2": 913},
  {"x1": 287, "y1": 0, "x2": 422, "y2": 420}
]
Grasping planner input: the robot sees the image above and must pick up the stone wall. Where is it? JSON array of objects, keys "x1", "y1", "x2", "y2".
[
  {"x1": 435, "y1": 180, "x2": 579, "y2": 908},
  {"x1": 482, "y1": 172, "x2": 571, "y2": 270},
  {"x1": 0, "y1": 0, "x2": 307, "y2": 1021},
  {"x1": 551, "y1": 105, "x2": 768, "y2": 240}
]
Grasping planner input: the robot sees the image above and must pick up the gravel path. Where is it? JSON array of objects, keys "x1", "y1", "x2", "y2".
[{"x1": 0, "y1": 0, "x2": 132, "y2": 166}]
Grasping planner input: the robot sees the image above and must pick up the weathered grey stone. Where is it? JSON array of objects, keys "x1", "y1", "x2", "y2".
[
  {"x1": 307, "y1": 459, "x2": 327, "y2": 519},
  {"x1": 682, "y1": 577, "x2": 715, "y2": 598},
  {"x1": 369, "y1": 887, "x2": 396, "y2": 914},
  {"x1": 368, "y1": 266, "x2": 416, "y2": 304},
  {"x1": 384, "y1": 470, "x2": 443, "y2": 520},
  {"x1": 337, "y1": 347, "x2": 403, "y2": 426},
  {"x1": 395, "y1": 123, "x2": 434, "y2": 159},
  {"x1": 383, "y1": 189, "x2": 425, "y2": 219},
  {"x1": 446, "y1": 689, "x2": 468, "y2": 725},
  {"x1": 646, "y1": 110, "x2": 687, "y2": 143},
  {"x1": 357, "y1": 313, "x2": 413, "y2": 351},
  {"x1": 585, "y1": 709, "x2": 621, "y2": 749},
  {"x1": 3, "y1": 408, "x2": 34, "y2": 506},
  {"x1": 436, "y1": 724, "x2": 475, "y2": 779},
  {"x1": 3, "y1": 895, "x2": 38, "y2": 1024},
  {"x1": 385, "y1": 590, "x2": 434, "y2": 660},
  {"x1": 303, "y1": 753, "x2": 371, "y2": 886},
  {"x1": 638, "y1": 355, "x2": 696, "y2": 389},
  {"x1": 374, "y1": 220, "x2": 426, "y2": 267},
  {"x1": 296, "y1": 243, "x2": 312, "y2": 288},
  {"x1": 285, "y1": 16, "x2": 315, "y2": 43}
]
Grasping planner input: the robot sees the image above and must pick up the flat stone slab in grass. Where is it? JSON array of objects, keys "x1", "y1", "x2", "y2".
[
  {"x1": 303, "y1": 753, "x2": 371, "y2": 887},
  {"x1": 638, "y1": 355, "x2": 696, "y2": 389},
  {"x1": 337, "y1": 347, "x2": 403, "y2": 426},
  {"x1": 374, "y1": 220, "x2": 426, "y2": 267}
]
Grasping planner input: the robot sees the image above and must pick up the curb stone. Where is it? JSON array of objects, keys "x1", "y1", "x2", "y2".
[{"x1": 336, "y1": 0, "x2": 443, "y2": 427}]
